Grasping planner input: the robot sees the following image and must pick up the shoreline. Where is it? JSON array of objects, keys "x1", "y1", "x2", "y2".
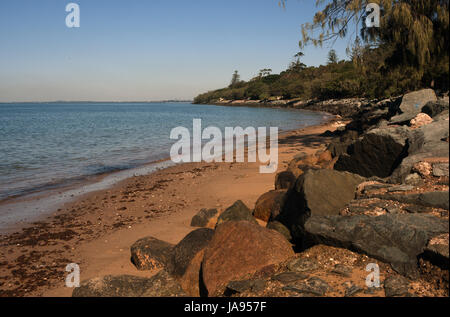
[
  {"x1": 0, "y1": 105, "x2": 335, "y2": 235},
  {"x1": 0, "y1": 117, "x2": 341, "y2": 297}
]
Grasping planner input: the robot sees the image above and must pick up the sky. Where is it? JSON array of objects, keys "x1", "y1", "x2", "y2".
[{"x1": 0, "y1": 0, "x2": 358, "y2": 102}]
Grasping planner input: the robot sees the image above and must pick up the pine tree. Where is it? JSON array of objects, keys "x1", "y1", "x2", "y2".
[
  {"x1": 229, "y1": 70, "x2": 240, "y2": 88},
  {"x1": 327, "y1": 49, "x2": 338, "y2": 64}
]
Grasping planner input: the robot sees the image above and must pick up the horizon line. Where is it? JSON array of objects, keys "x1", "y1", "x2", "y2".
[{"x1": 0, "y1": 100, "x2": 194, "y2": 104}]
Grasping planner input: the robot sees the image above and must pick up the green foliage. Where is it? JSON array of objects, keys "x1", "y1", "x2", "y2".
[
  {"x1": 229, "y1": 70, "x2": 241, "y2": 88},
  {"x1": 193, "y1": 1, "x2": 448, "y2": 105},
  {"x1": 327, "y1": 49, "x2": 338, "y2": 64},
  {"x1": 299, "y1": 0, "x2": 449, "y2": 91}
]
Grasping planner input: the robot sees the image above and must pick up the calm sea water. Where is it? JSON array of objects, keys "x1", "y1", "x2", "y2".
[{"x1": 0, "y1": 102, "x2": 329, "y2": 202}]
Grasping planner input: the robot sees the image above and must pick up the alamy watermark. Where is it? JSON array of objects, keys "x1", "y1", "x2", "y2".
[
  {"x1": 366, "y1": 263, "x2": 381, "y2": 288},
  {"x1": 65, "y1": 3, "x2": 80, "y2": 28},
  {"x1": 169, "y1": 119, "x2": 279, "y2": 174},
  {"x1": 65, "y1": 263, "x2": 80, "y2": 288},
  {"x1": 366, "y1": 3, "x2": 380, "y2": 28}
]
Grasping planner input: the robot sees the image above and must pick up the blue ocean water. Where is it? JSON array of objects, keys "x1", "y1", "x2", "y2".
[{"x1": 0, "y1": 102, "x2": 329, "y2": 201}]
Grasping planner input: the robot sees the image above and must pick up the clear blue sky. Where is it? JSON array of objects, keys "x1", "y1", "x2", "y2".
[{"x1": 0, "y1": 0, "x2": 356, "y2": 102}]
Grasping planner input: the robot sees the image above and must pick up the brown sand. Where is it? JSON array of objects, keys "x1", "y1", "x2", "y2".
[{"x1": 0, "y1": 120, "x2": 341, "y2": 297}]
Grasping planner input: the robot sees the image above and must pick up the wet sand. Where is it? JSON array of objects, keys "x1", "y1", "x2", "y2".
[{"x1": 0, "y1": 119, "x2": 341, "y2": 297}]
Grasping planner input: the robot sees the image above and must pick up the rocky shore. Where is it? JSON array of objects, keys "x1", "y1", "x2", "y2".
[
  {"x1": 208, "y1": 97, "x2": 369, "y2": 118},
  {"x1": 71, "y1": 89, "x2": 449, "y2": 297}
]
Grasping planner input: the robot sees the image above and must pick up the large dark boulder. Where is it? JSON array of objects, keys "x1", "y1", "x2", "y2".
[
  {"x1": 334, "y1": 126, "x2": 411, "y2": 178},
  {"x1": 275, "y1": 171, "x2": 296, "y2": 190},
  {"x1": 294, "y1": 169, "x2": 366, "y2": 217},
  {"x1": 266, "y1": 221, "x2": 292, "y2": 242},
  {"x1": 190, "y1": 208, "x2": 218, "y2": 228},
  {"x1": 423, "y1": 234, "x2": 449, "y2": 269},
  {"x1": 130, "y1": 237, "x2": 174, "y2": 271},
  {"x1": 389, "y1": 89, "x2": 437, "y2": 124},
  {"x1": 422, "y1": 100, "x2": 449, "y2": 118},
  {"x1": 253, "y1": 190, "x2": 287, "y2": 222},
  {"x1": 171, "y1": 228, "x2": 214, "y2": 277},
  {"x1": 303, "y1": 214, "x2": 449, "y2": 277},
  {"x1": 327, "y1": 130, "x2": 360, "y2": 158},
  {"x1": 72, "y1": 270, "x2": 186, "y2": 297},
  {"x1": 216, "y1": 200, "x2": 257, "y2": 227},
  {"x1": 390, "y1": 119, "x2": 449, "y2": 182},
  {"x1": 141, "y1": 270, "x2": 187, "y2": 297},
  {"x1": 202, "y1": 221, "x2": 294, "y2": 296},
  {"x1": 279, "y1": 169, "x2": 365, "y2": 244}
]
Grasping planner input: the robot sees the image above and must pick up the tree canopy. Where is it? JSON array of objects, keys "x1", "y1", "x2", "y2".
[{"x1": 194, "y1": 1, "x2": 449, "y2": 104}]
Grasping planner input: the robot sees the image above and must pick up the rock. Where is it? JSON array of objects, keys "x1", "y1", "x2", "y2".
[
  {"x1": 216, "y1": 200, "x2": 257, "y2": 227},
  {"x1": 141, "y1": 270, "x2": 187, "y2": 297},
  {"x1": 286, "y1": 258, "x2": 319, "y2": 272},
  {"x1": 368, "y1": 191, "x2": 449, "y2": 210},
  {"x1": 281, "y1": 169, "x2": 365, "y2": 243},
  {"x1": 334, "y1": 126, "x2": 411, "y2": 178},
  {"x1": 384, "y1": 275, "x2": 410, "y2": 297},
  {"x1": 412, "y1": 161, "x2": 432, "y2": 177},
  {"x1": 130, "y1": 237, "x2": 174, "y2": 271},
  {"x1": 171, "y1": 228, "x2": 214, "y2": 277},
  {"x1": 72, "y1": 271, "x2": 186, "y2": 297},
  {"x1": 403, "y1": 205, "x2": 433, "y2": 214},
  {"x1": 190, "y1": 209, "x2": 218, "y2": 228},
  {"x1": 385, "y1": 206, "x2": 402, "y2": 214},
  {"x1": 417, "y1": 119, "x2": 449, "y2": 150},
  {"x1": 202, "y1": 221, "x2": 294, "y2": 296},
  {"x1": 275, "y1": 171, "x2": 296, "y2": 190},
  {"x1": 73, "y1": 275, "x2": 154, "y2": 297},
  {"x1": 286, "y1": 153, "x2": 320, "y2": 177},
  {"x1": 327, "y1": 141, "x2": 351, "y2": 158},
  {"x1": 423, "y1": 233, "x2": 449, "y2": 268},
  {"x1": 433, "y1": 163, "x2": 449, "y2": 177},
  {"x1": 253, "y1": 190, "x2": 287, "y2": 222},
  {"x1": 327, "y1": 130, "x2": 360, "y2": 158},
  {"x1": 357, "y1": 181, "x2": 391, "y2": 193},
  {"x1": 404, "y1": 173, "x2": 423, "y2": 186},
  {"x1": 172, "y1": 229, "x2": 215, "y2": 297},
  {"x1": 387, "y1": 185, "x2": 414, "y2": 192},
  {"x1": 434, "y1": 110, "x2": 450, "y2": 121},
  {"x1": 331, "y1": 264, "x2": 353, "y2": 277},
  {"x1": 178, "y1": 249, "x2": 205, "y2": 297},
  {"x1": 410, "y1": 113, "x2": 433, "y2": 129},
  {"x1": 224, "y1": 279, "x2": 266, "y2": 296},
  {"x1": 415, "y1": 191, "x2": 449, "y2": 210},
  {"x1": 422, "y1": 100, "x2": 449, "y2": 118},
  {"x1": 317, "y1": 150, "x2": 332, "y2": 163},
  {"x1": 294, "y1": 169, "x2": 366, "y2": 217},
  {"x1": 272, "y1": 272, "x2": 308, "y2": 284},
  {"x1": 390, "y1": 89, "x2": 437, "y2": 124},
  {"x1": 391, "y1": 119, "x2": 449, "y2": 183},
  {"x1": 391, "y1": 120, "x2": 449, "y2": 183},
  {"x1": 266, "y1": 221, "x2": 292, "y2": 242},
  {"x1": 304, "y1": 214, "x2": 449, "y2": 276},
  {"x1": 282, "y1": 277, "x2": 331, "y2": 296},
  {"x1": 344, "y1": 282, "x2": 363, "y2": 297}
]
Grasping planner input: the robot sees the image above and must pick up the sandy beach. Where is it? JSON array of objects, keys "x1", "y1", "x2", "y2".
[{"x1": 0, "y1": 118, "x2": 340, "y2": 297}]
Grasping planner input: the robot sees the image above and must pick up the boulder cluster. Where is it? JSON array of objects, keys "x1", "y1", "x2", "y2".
[{"x1": 73, "y1": 89, "x2": 449, "y2": 297}]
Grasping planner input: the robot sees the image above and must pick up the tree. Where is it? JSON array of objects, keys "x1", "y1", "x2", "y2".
[
  {"x1": 297, "y1": 1, "x2": 449, "y2": 69},
  {"x1": 289, "y1": 51, "x2": 307, "y2": 72},
  {"x1": 327, "y1": 49, "x2": 338, "y2": 64},
  {"x1": 229, "y1": 70, "x2": 241, "y2": 88},
  {"x1": 258, "y1": 68, "x2": 273, "y2": 78}
]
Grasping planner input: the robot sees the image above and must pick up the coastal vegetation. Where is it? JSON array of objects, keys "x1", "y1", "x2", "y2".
[{"x1": 194, "y1": 0, "x2": 449, "y2": 104}]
